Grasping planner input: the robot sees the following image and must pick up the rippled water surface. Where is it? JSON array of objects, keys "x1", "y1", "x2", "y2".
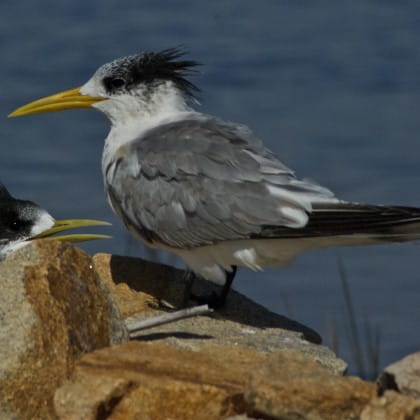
[{"x1": 1, "y1": 1, "x2": 420, "y2": 374}]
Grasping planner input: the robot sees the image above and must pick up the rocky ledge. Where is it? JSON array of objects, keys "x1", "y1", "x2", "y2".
[{"x1": 0, "y1": 241, "x2": 419, "y2": 419}]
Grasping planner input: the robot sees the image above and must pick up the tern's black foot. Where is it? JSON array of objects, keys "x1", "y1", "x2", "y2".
[{"x1": 182, "y1": 266, "x2": 237, "y2": 309}]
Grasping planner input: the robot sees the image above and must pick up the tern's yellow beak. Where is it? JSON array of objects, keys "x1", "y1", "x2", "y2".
[
  {"x1": 32, "y1": 219, "x2": 111, "y2": 243},
  {"x1": 8, "y1": 87, "x2": 106, "y2": 117}
]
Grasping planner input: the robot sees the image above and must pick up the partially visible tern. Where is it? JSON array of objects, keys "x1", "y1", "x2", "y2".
[
  {"x1": 0, "y1": 184, "x2": 110, "y2": 260},
  {"x1": 10, "y1": 48, "x2": 420, "y2": 307}
]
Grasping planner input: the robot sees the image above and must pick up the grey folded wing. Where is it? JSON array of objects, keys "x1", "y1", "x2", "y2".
[{"x1": 105, "y1": 117, "x2": 337, "y2": 249}]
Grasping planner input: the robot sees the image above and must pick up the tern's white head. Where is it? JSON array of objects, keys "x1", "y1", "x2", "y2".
[
  {"x1": 80, "y1": 49, "x2": 200, "y2": 125},
  {"x1": 10, "y1": 48, "x2": 201, "y2": 127}
]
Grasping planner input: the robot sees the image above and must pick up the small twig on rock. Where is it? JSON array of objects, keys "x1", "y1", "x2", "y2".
[{"x1": 126, "y1": 304, "x2": 213, "y2": 338}]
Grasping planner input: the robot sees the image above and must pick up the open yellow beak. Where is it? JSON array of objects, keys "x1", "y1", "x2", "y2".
[
  {"x1": 8, "y1": 87, "x2": 106, "y2": 117},
  {"x1": 32, "y1": 219, "x2": 111, "y2": 243}
]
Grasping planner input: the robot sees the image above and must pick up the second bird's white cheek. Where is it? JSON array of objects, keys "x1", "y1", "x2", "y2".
[{"x1": 29, "y1": 212, "x2": 55, "y2": 237}]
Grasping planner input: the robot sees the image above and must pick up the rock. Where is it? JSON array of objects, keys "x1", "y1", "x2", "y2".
[
  {"x1": 93, "y1": 253, "x2": 318, "y2": 336},
  {"x1": 361, "y1": 391, "x2": 420, "y2": 420},
  {"x1": 6, "y1": 244, "x2": 415, "y2": 419},
  {"x1": 0, "y1": 241, "x2": 128, "y2": 420},
  {"x1": 54, "y1": 375, "x2": 134, "y2": 420},
  {"x1": 93, "y1": 253, "x2": 181, "y2": 318},
  {"x1": 54, "y1": 342, "x2": 373, "y2": 420},
  {"x1": 93, "y1": 253, "x2": 347, "y2": 375},
  {"x1": 377, "y1": 352, "x2": 420, "y2": 400},
  {"x1": 244, "y1": 349, "x2": 376, "y2": 419},
  {"x1": 54, "y1": 341, "x2": 254, "y2": 419}
]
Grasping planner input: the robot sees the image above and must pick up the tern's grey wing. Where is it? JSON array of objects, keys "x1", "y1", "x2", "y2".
[{"x1": 105, "y1": 117, "x2": 337, "y2": 249}]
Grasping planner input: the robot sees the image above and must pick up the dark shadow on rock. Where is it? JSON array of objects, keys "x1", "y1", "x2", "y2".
[
  {"x1": 133, "y1": 332, "x2": 214, "y2": 341},
  {"x1": 377, "y1": 371, "x2": 399, "y2": 396},
  {"x1": 110, "y1": 254, "x2": 321, "y2": 344}
]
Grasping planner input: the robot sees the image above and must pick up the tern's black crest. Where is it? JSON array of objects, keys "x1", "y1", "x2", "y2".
[
  {"x1": 0, "y1": 184, "x2": 13, "y2": 199},
  {"x1": 101, "y1": 48, "x2": 200, "y2": 97}
]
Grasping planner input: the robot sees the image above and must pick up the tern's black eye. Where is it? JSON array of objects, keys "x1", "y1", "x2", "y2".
[
  {"x1": 103, "y1": 77, "x2": 126, "y2": 92},
  {"x1": 9, "y1": 220, "x2": 25, "y2": 232},
  {"x1": 111, "y1": 78, "x2": 125, "y2": 88}
]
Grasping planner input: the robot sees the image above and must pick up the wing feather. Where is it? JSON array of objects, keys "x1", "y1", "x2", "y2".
[{"x1": 106, "y1": 117, "x2": 337, "y2": 248}]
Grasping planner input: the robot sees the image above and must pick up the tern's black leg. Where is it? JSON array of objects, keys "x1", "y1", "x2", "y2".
[
  {"x1": 218, "y1": 266, "x2": 237, "y2": 307},
  {"x1": 182, "y1": 270, "x2": 196, "y2": 307},
  {"x1": 187, "y1": 266, "x2": 238, "y2": 309}
]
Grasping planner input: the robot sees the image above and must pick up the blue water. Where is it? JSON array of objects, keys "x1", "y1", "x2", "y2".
[{"x1": 1, "y1": 1, "x2": 420, "y2": 375}]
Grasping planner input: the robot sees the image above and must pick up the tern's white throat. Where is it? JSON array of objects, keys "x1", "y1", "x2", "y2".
[{"x1": 82, "y1": 80, "x2": 197, "y2": 168}]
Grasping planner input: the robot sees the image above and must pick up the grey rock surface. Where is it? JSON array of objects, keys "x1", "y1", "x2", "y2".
[{"x1": 101, "y1": 253, "x2": 348, "y2": 375}]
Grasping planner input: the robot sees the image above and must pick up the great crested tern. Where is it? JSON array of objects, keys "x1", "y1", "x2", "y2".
[
  {"x1": 10, "y1": 48, "x2": 420, "y2": 307},
  {"x1": 0, "y1": 184, "x2": 110, "y2": 260}
]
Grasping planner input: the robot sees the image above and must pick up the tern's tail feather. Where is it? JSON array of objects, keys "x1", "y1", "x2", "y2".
[
  {"x1": 178, "y1": 202, "x2": 420, "y2": 282},
  {"x1": 259, "y1": 202, "x2": 420, "y2": 245}
]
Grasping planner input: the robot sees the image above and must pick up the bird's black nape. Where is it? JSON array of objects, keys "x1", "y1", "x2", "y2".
[{"x1": 102, "y1": 47, "x2": 201, "y2": 98}]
